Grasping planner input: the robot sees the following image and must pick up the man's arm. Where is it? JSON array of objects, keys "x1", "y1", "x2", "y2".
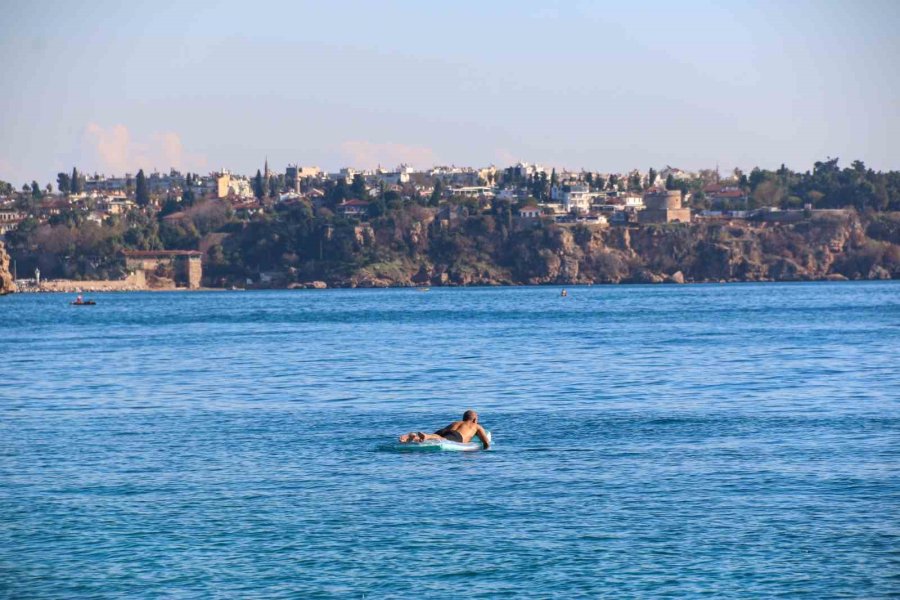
[{"x1": 475, "y1": 425, "x2": 490, "y2": 449}]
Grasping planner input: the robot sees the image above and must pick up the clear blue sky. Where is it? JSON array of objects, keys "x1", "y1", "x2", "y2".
[{"x1": 1, "y1": 0, "x2": 898, "y2": 185}]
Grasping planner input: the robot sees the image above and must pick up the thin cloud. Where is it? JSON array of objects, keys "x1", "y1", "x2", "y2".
[
  {"x1": 339, "y1": 140, "x2": 438, "y2": 171},
  {"x1": 83, "y1": 123, "x2": 208, "y2": 175}
]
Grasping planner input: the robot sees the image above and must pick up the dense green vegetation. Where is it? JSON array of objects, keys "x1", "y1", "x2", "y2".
[{"x1": 4, "y1": 158, "x2": 900, "y2": 284}]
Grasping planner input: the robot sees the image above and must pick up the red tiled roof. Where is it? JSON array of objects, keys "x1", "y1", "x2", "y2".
[{"x1": 41, "y1": 199, "x2": 70, "y2": 209}]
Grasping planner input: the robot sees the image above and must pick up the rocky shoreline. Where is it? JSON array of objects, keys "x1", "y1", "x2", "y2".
[
  {"x1": 5, "y1": 214, "x2": 898, "y2": 293},
  {"x1": 12, "y1": 271, "x2": 892, "y2": 294},
  {"x1": 0, "y1": 241, "x2": 16, "y2": 295}
]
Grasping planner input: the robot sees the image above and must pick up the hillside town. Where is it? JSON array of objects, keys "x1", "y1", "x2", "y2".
[
  {"x1": 0, "y1": 160, "x2": 859, "y2": 234},
  {"x1": 0, "y1": 157, "x2": 896, "y2": 291}
]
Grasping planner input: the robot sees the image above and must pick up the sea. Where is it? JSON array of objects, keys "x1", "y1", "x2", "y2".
[{"x1": 1, "y1": 282, "x2": 898, "y2": 598}]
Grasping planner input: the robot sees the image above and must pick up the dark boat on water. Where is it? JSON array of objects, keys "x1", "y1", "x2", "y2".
[{"x1": 71, "y1": 300, "x2": 96, "y2": 305}]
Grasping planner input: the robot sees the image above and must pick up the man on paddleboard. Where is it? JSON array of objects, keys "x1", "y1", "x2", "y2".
[{"x1": 399, "y1": 410, "x2": 491, "y2": 449}]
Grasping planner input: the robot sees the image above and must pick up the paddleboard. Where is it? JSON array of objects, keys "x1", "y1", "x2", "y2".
[{"x1": 395, "y1": 431, "x2": 491, "y2": 452}]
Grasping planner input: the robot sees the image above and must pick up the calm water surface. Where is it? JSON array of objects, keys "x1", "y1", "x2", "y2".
[{"x1": 1, "y1": 283, "x2": 898, "y2": 598}]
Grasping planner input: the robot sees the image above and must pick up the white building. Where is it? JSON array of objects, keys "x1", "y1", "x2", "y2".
[
  {"x1": 518, "y1": 205, "x2": 542, "y2": 218},
  {"x1": 552, "y1": 183, "x2": 593, "y2": 214},
  {"x1": 375, "y1": 170, "x2": 410, "y2": 186},
  {"x1": 622, "y1": 193, "x2": 644, "y2": 209},
  {"x1": 449, "y1": 186, "x2": 494, "y2": 199}
]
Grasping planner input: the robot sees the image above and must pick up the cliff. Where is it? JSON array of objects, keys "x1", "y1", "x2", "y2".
[
  {"x1": 11, "y1": 198, "x2": 899, "y2": 289},
  {"x1": 0, "y1": 240, "x2": 16, "y2": 294},
  {"x1": 315, "y1": 211, "x2": 900, "y2": 287}
]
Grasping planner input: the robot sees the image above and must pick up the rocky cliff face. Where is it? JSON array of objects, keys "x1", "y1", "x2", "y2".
[
  {"x1": 506, "y1": 213, "x2": 898, "y2": 284},
  {"x1": 0, "y1": 241, "x2": 16, "y2": 294},
  {"x1": 332, "y1": 212, "x2": 900, "y2": 287}
]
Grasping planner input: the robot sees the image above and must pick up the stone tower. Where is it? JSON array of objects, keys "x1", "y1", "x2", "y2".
[{"x1": 639, "y1": 189, "x2": 691, "y2": 224}]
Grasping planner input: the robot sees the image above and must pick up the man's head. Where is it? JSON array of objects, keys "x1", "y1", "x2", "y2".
[{"x1": 462, "y1": 410, "x2": 478, "y2": 423}]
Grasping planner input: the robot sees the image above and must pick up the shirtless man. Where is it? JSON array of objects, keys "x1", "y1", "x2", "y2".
[{"x1": 398, "y1": 410, "x2": 491, "y2": 449}]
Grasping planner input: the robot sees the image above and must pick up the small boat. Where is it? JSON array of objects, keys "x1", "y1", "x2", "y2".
[
  {"x1": 418, "y1": 287, "x2": 430, "y2": 292},
  {"x1": 71, "y1": 300, "x2": 96, "y2": 306}
]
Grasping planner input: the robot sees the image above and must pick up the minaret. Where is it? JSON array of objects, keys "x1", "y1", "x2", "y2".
[{"x1": 264, "y1": 156, "x2": 270, "y2": 179}]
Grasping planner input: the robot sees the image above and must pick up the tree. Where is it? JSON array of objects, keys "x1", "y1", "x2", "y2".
[
  {"x1": 628, "y1": 171, "x2": 641, "y2": 191},
  {"x1": 351, "y1": 173, "x2": 366, "y2": 198},
  {"x1": 750, "y1": 180, "x2": 784, "y2": 209},
  {"x1": 57, "y1": 172, "x2": 71, "y2": 194},
  {"x1": 648, "y1": 168, "x2": 657, "y2": 189},
  {"x1": 30, "y1": 181, "x2": 42, "y2": 199},
  {"x1": 135, "y1": 169, "x2": 149, "y2": 207},
  {"x1": 253, "y1": 170, "x2": 265, "y2": 200},
  {"x1": 71, "y1": 167, "x2": 82, "y2": 194},
  {"x1": 665, "y1": 174, "x2": 675, "y2": 190},
  {"x1": 550, "y1": 168, "x2": 558, "y2": 187},
  {"x1": 368, "y1": 197, "x2": 387, "y2": 218},
  {"x1": 748, "y1": 167, "x2": 765, "y2": 191},
  {"x1": 268, "y1": 176, "x2": 278, "y2": 198},
  {"x1": 430, "y1": 179, "x2": 443, "y2": 206},
  {"x1": 182, "y1": 173, "x2": 196, "y2": 206}
]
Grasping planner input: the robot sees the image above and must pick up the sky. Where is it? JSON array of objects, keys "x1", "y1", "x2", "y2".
[{"x1": 1, "y1": 0, "x2": 898, "y2": 185}]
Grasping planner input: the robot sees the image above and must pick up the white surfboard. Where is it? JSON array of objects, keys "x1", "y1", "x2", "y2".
[{"x1": 395, "y1": 431, "x2": 491, "y2": 452}]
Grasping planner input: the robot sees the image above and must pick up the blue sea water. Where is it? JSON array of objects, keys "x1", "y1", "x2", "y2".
[{"x1": 1, "y1": 282, "x2": 898, "y2": 598}]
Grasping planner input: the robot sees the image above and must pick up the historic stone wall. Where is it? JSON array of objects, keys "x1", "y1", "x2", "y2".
[
  {"x1": 35, "y1": 271, "x2": 146, "y2": 292},
  {"x1": 184, "y1": 256, "x2": 202, "y2": 289}
]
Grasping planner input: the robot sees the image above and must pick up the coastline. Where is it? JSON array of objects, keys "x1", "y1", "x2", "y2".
[{"x1": 8, "y1": 272, "x2": 889, "y2": 294}]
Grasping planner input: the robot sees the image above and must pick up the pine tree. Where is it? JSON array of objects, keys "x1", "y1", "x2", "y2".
[
  {"x1": 430, "y1": 179, "x2": 443, "y2": 206},
  {"x1": 71, "y1": 167, "x2": 82, "y2": 194},
  {"x1": 665, "y1": 174, "x2": 675, "y2": 190},
  {"x1": 648, "y1": 168, "x2": 657, "y2": 189},
  {"x1": 135, "y1": 169, "x2": 149, "y2": 207},
  {"x1": 253, "y1": 170, "x2": 264, "y2": 200},
  {"x1": 268, "y1": 176, "x2": 278, "y2": 198},
  {"x1": 629, "y1": 172, "x2": 641, "y2": 191},
  {"x1": 351, "y1": 173, "x2": 366, "y2": 198},
  {"x1": 182, "y1": 173, "x2": 196, "y2": 205},
  {"x1": 57, "y1": 172, "x2": 71, "y2": 194}
]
